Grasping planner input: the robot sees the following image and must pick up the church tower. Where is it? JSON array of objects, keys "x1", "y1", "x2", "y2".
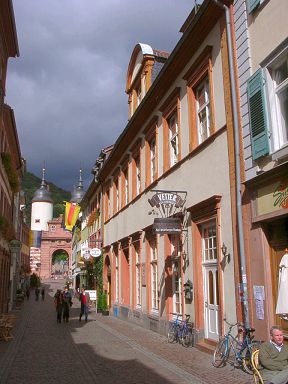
[
  {"x1": 31, "y1": 168, "x2": 53, "y2": 231},
  {"x1": 70, "y1": 169, "x2": 85, "y2": 204}
]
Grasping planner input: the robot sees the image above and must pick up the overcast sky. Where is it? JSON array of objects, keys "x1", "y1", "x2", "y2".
[{"x1": 6, "y1": 0, "x2": 195, "y2": 192}]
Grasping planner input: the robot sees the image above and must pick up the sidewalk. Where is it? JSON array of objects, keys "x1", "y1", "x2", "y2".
[{"x1": 0, "y1": 279, "x2": 252, "y2": 384}]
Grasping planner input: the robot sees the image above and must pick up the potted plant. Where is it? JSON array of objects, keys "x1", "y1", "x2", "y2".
[
  {"x1": 97, "y1": 292, "x2": 103, "y2": 313},
  {"x1": 101, "y1": 292, "x2": 109, "y2": 316}
]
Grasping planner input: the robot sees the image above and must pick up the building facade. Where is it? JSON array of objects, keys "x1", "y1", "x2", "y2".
[
  {"x1": 91, "y1": 0, "x2": 246, "y2": 346},
  {"x1": 234, "y1": 0, "x2": 288, "y2": 340},
  {"x1": 0, "y1": 0, "x2": 25, "y2": 313}
]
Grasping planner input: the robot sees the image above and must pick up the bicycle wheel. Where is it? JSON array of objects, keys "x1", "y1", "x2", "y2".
[
  {"x1": 181, "y1": 325, "x2": 192, "y2": 347},
  {"x1": 167, "y1": 323, "x2": 177, "y2": 343},
  {"x1": 242, "y1": 341, "x2": 262, "y2": 374},
  {"x1": 212, "y1": 338, "x2": 228, "y2": 367}
]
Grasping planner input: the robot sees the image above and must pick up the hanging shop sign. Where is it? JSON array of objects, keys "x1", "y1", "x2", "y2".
[
  {"x1": 90, "y1": 248, "x2": 102, "y2": 258},
  {"x1": 148, "y1": 190, "x2": 186, "y2": 235},
  {"x1": 153, "y1": 218, "x2": 182, "y2": 234}
]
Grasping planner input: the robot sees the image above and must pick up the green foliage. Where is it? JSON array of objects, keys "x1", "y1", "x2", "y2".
[
  {"x1": 93, "y1": 254, "x2": 103, "y2": 291},
  {"x1": 1, "y1": 152, "x2": 20, "y2": 193},
  {"x1": 0, "y1": 215, "x2": 16, "y2": 241},
  {"x1": 52, "y1": 250, "x2": 68, "y2": 263},
  {"x1": 30, "y1": 273, "x2": 40, "y2": 287},
  {"x1": 21, "y1": 171, "x2": 71, "y2": 223},
  {"x1": 97, "y1": 292, "x2": 108, "y2": 311},
  {"x1": 54, "y1": 203, "x2": 65, "y2": 218}
]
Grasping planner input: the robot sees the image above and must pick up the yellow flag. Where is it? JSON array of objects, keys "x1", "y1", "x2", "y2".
[{"x1": 65, "y1": 202, "x2": 80, "y2": 231}]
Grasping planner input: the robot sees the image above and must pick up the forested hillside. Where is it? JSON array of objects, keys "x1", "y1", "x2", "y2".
[{"x1": 21, "y1": 171, "x2": 71, "y2": 225}]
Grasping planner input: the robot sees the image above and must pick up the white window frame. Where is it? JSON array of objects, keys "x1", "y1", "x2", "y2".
[
  {"x1": 124, "y1": 169, "x2": 128, "y2": 205},
  {"x1": 136, "y1": 157, "x2": 141, "y2": 195},
  {"x1": 150, "y1": 237, "x2": 158, "y2": 312},
  {"x1": 201, "y1": 220, "x2": 217, "y2": 263},
  {"x1": 196, "y1": 76, "x2": 211, "y2": 144},
  {"x1": 265, "y1": 48, "x2": 288, "y2": 153},
  {"x1": 172, "y1": 260, "x2": 182, "y2": 315},
  {"x1": 170, "y1": 235, "x2": 182, "y2": 314},
  {"x1": 169, "y1": 114, "x2": 179, "y2": 166},
  {"x1": 150, "y1": 138, "x2": 156, "y2": 183},
  {"x1": 135, "y1": 244, "x2": 141, "y2": 307}
]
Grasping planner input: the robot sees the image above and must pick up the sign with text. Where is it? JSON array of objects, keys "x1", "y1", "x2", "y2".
[
  {"x1": 85, "y1": 290, "x2": 97, "y2": 301},
  {"x1": 153, "y1": 218, "x2": 182, "y2": 234}
]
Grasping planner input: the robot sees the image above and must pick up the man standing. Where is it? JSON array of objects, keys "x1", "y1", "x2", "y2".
[
  {"x1": 62, "y1": 287, "x2": 72, "y2": 322},
  {"x1": 79, "y1": 287, "x2": 90, "y2": 322},
  {"x1": 259, "y1": 326, "x2": 288, "y2": 384}
]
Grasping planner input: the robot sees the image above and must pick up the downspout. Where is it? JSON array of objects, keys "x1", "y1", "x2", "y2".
[{"x1": 212, "y1": 0, "x2": 250, "y2": 328}]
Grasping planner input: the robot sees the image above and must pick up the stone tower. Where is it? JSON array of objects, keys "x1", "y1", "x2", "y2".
[{"x1": 31, "y1": 168, "x2": 53, "y2": 231}]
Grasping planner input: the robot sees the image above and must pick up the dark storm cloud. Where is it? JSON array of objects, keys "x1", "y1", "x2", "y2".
[{"x1": 6, "y1": 0, "x2": 194, "y2": 191}]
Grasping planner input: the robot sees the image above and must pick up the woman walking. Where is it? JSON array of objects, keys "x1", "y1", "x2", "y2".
[{"x1": 54, "y1": 289, "x2": 63, "y2": 323}]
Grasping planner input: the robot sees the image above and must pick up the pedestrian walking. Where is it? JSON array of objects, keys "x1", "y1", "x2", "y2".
[
  {"x1": 35, "y1": 287, "x2": 40, "y2": 301},
  {"x1": 26, "y1": 287, "x2": 30, "y2": 300},
  {"x1": 62, "y1": 287, "x2": 72, "y2": 323},
  {"x1": 54, "y1": 289, "x2": 63, "y2": 323},
  {"x1": 79, "y1": 287, "x2": 90, "y2": 322},
  {"x1": 41, "y1": 287, "x2": 45, "y2": 301}
]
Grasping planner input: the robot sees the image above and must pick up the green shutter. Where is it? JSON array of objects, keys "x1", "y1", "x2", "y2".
[
  {"x1": 247, "y1": 0, "x2": 260, "y2": 13},
  {"x1": 247, "y1": 69, "x2": 269, "y2": 160}
]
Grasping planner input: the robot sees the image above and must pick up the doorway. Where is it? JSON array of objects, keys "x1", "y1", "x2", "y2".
[
  {"x1": 201, "y1": 220, "x2": 220, "y2": 341},
  {"x1": 268, "y1": 218, "x2": 288, "y2": 335}
]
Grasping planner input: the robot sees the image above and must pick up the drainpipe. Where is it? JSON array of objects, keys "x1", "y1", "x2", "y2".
[{"x1": 212, "y1": 0, "x2": 249, "y2": 328}]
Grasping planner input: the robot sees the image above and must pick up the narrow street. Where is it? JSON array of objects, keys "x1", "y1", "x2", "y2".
[{"x1": 0, "y1": 279, "x2": 251, "y2": 384}]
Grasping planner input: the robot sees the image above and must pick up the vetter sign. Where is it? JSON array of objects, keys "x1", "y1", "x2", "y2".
[{"x1": 153, "y1": 218, "x2": 182, "y2": 234}]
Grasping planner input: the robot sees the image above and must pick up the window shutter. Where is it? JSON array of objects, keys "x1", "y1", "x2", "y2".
[
  {"x1": 247, "y1": 0, "x2": 260, "y2": 13},
  {"x1": 247, "y1": 68, "x2": 269, "y2": 160}
]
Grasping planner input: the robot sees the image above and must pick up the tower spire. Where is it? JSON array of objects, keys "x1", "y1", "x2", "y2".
[{"x1": 41, "y1": 165, "x2": 46, "y2": 187}]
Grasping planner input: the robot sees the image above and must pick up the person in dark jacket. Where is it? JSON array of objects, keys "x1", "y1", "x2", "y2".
[
  {"x1": 259, "y1": 326, "x2": 288, "y2": 384},
  {"x1": 62, "y1": 287, "x2": 72, "y2": 322},
  {"x1": 54, "y1": 289, "x2": 63, "y2": 323}
]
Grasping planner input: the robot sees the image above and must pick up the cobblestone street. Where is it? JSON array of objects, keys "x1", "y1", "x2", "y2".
[{"x1": 0, "y1": 279, "x2": 251, "y2": 384}]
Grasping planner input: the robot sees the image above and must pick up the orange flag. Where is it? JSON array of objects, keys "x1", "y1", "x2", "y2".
[{"x1": 65, "y1": 202, "x2": 80, "y2": 231}]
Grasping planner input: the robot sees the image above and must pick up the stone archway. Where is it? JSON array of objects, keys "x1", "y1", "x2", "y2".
[
  {"x1": 39, "y1": 217, "x2": 72, "y2": 279},
  {"x1": 51, "y1": 249, "x2": 69, "y2": 278}
]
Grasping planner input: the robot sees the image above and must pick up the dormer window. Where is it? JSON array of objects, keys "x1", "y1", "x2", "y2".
[{"x1": 126, "y1": 44, "x2": 169, "y2": 119}]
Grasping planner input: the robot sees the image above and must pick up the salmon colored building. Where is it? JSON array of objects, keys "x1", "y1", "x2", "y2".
[{"x1": 82, "y1": 0, "x2": 251, "y2": 349}]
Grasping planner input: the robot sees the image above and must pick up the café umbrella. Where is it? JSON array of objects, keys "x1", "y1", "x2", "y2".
[{"x1": 276, "y1": 250, "x2": 288, "y2": 318}]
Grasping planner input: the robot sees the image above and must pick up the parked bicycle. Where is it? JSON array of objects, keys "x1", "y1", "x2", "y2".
[
  {"x1": 167, "y1": 313, "x2": 193, "y2": 347},
  {"x1": 212, "y1": 318, "x2": 262, "y2": 374}
]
